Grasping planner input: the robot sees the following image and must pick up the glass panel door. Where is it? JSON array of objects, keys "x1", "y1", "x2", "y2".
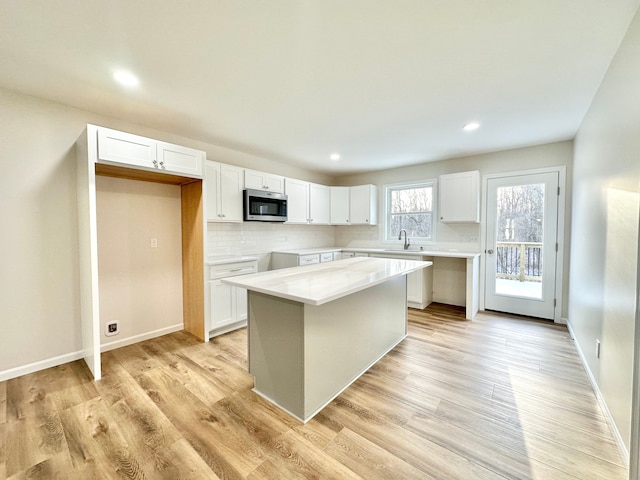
[{"x1": 485, "y1": 172, "x2": 559, "y2": 319}]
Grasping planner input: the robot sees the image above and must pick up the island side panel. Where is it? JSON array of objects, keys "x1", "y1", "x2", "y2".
[
  {"x1": 248, "y1": 292, "x2": 306, "y2": 420},
  {"x1": 303, "y1": 275, "x2": 408, "y2": 420},
  {"x1": 466, "y1": 255, "x2": 480, "y2": 319}
]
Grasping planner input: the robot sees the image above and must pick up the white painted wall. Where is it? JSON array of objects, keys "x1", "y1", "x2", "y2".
[
  {"x1": 96, "y1": 176, "x2": 183, "y2": 348},
  {"x1": 334, "y1": 141, "x2": 574, "y2": 315},
  {"x1": 569, "y1": 8, "x2": 640, "y2": 453},
  {"x1": 0, "y1": 87, "x2": 330, "y2": 378}
]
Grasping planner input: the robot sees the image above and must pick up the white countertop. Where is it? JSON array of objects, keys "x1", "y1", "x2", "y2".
[
  {"x1": 271, "y1": 247, "x2": 480, "y2": 259},
  {"x1": 344, "y1": 248, "x2": 480, "y2": 259},
  {"x1": 222, "y1": 256, "x2": 432, "y2": 306},
  {"x1": 272, "y1": 247, "x2": 342, "y2": 255},
  {"x1": 206, "y1": 255, "x2": 259, "y2": 266}
]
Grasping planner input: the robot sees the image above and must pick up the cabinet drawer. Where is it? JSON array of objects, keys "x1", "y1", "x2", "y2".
[
  {"x1": 209, "y1": 262, "x2": 257, "y2": 279},
  {"x1": 333, "y1": 252, "x2": 343, "y2": 261},
  {"x1": 299, "y1": 254, "x2": 320, "y2": 265},
  {"x1": 320, "y1": 252, "x2": 334, "y2": 263}
]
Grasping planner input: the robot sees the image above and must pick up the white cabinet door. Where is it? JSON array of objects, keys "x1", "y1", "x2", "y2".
[
  {"x1": 235, "y1": 287, "x2": 248, "y2": 321},
  {"x1": 285, "y1": 178, "x2": 310, "y2": 224},
  {"x1": 206, "y1": 161, "x2": 244, "y2": 222},
  {"x1": 309, "y1": 183, "x2": 330, "y2": 224},
  {"x1": 97, "y1": 127, "x2": 156, "y2": 169},
  {"x1": 370, "y1": 253, "x2": 430, "y2": 308},
  {"x1": 350, "y1": 185, "x2": 378, "y2": 225},
  {"x1": 245, "y1": 169, "x2": 285, "y2": 193},
  {"x1": 210, "y1": 280, "x2": 234, "y2": 329},
  {"x1": 157, "y1": 141, "x2": 204, "y2": 178},
  {"x1": 330, "y1": 187, "x2": 350, "y2": 225},
  {"x1": 208, "y1": 260, "x2": 257, "y2": 335},
  {"x1": 97, "y1": 126, "x2": 204, "y2": 179},
  {"x1": 205, "y1": 162, "x2": 221, "y2": 221},
  {"x1": 219, "y1": 163, "x2": 244, "y2": 222},
  {"x1": 439, "y1": 170, "x2": 480, "y2": 223}
]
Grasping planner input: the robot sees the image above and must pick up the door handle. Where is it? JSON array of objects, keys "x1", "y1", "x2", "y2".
[{"x1": 487, "y1": 249, "x2": 494, "y2": 254}]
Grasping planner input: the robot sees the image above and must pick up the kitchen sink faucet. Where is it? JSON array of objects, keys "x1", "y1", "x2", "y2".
[{"x1": 398, "y1": 229, "x2": 411, "y2": 250}]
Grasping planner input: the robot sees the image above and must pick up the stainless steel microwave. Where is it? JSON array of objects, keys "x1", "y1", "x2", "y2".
[{"x1": 243, "y1": 189, "x2": 288, "y2": 222}]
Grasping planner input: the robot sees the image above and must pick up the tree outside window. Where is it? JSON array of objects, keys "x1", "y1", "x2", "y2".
[{"x1": 386, "y1": 182, "x2": 434, "y2": 242}]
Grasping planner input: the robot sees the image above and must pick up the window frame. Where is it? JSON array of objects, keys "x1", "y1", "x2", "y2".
[{"x1": 383, "y1": 179, "x2": 437, "y2": 245}]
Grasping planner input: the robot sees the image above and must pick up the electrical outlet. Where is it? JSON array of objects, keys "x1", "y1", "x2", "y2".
[
  {"x1": 596, "y1": 339, "x2": 601, "y2": 358},
  {"x1": 106, "y1": 321, "x2": 119, "y2": 337},
  {"x1": 150, "y1": 237, "x2": 158, "y2": 248},
  {"x1": 468, "y1": 235, "x2": 479, "y2": 242}
]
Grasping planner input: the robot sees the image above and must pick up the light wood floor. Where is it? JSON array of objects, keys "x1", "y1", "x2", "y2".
[{"x1": 0, "y1": 304, "x2": 629, "y2": 479}]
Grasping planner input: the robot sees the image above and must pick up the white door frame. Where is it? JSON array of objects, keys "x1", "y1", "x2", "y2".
[
  {"x1": 629, "y1": 205, "x2": 640, "y2": 480},
  {"x1": 480, "y1": 166, "x2": 567, "y2": 323}
]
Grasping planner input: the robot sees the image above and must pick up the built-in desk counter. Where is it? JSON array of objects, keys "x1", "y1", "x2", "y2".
[
  {"x1": 223, "y1": 257, "x2": 432, "y2": 422},
  {"x1": 342, "y1": 248, "x2": 481, "y2": 319}
]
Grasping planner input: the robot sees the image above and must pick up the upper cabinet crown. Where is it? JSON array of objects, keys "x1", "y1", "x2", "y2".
[
  {"x1": 96, "y1": 126, "x2": 204, "y2": 178},
  {"x1": 439, "y1": 170, "x2": 480, "y2": 223},
  {"x1": 244, "y1": 169, "x2": 285, "y2": 193}
]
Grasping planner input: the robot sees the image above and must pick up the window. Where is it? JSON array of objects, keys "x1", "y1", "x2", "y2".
[{"x1": 385, "y1": 181, "x2": 435, "y2": 242}]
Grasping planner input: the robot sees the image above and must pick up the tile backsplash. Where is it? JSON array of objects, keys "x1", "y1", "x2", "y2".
[{"x1": 207, "y1": 223, "x2": 336, "y2": 269}]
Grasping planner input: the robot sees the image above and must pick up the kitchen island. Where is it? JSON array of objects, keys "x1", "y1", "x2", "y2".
[{"x1": 222, "y1": 256, "x2": 432, "y2": 422}]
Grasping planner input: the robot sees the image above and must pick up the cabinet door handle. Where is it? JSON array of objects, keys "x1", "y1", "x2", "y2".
[
  {"x1": 152, "y1": 160, "x2": 158, "y2": 167},
  {"x1": 487, "y1": 249, "x2": 494, "y2": 254}
]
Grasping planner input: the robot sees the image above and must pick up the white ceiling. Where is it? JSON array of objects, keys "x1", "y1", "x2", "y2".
[{"x1": 1, "y1": 1, "x2": 638, "y2": 174}]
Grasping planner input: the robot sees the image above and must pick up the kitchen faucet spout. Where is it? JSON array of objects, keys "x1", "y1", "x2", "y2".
[{"x1": 398, "y1": 229, "x2": 410, "y2": 250}]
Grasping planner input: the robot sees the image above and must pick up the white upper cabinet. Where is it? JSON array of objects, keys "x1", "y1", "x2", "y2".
[
  {"x1": 439, "y1": 170, "x2": 480, "y2": 223},
  {"x1": 284, "y1": 178, "x2": 310, "y2": 224},
  {"x1": 349, "y1": 184, "x2": 378, "y2": 225},
  {"x1": 309, "y1": 183, "x2": 330, "y2": 225},
  {"x1": 284, "y1": 180, "x2": 331, "y2": 225},
  {"x1": 330, "y1": 187, "x2": 350, "y2": 225},
  {"x1": 96, "y1": 126, "x2": 204, "y2": 178},
  {"x1": 206, "y1": 161, "x2": 244, "y2": 222},
  {"x1": 156, "y1": 141, "x2": 204, "y2": 178},
  {"x1": 244, "y1": 169, "x2": 285, "y2": 193}
]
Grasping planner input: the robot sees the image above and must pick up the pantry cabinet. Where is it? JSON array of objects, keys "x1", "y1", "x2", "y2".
[
  {"x1": 244, "y1": 169, "x2": 285, "y2": 193},
  {"x1": 439, "y1": 170, "x2": 480, "y2": 223},
  {"x1": 206, "y1": 161, "x2": 244, "y2": 222},
  {"x1": 97, "y1": 126, "x2": 203, "y2": 178}
]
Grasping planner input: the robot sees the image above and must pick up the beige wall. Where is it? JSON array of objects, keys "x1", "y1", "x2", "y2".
[
  {"x1": 96, "y1": 176, "x2": 183, "y2": 347},
  {"x1": 334, "y1": 141, "x2": 574, "y2": 316},
  {"x1": 569, "y1": 8, "x2": 640, "y2": 452},
  {"x1": 0, "y1": 87, "x2": 328, "y2": 377}
]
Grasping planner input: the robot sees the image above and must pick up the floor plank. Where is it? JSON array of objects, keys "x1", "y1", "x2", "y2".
[{"x1": 0, "y1": 304, "x2": 628, "y2": 479}]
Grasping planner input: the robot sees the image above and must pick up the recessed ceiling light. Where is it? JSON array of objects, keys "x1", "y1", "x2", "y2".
[
  {"x1": 463, "y1": 122, "x2": 480, "y2": 131},
  {"x1": 330, "y1": 153, "x2": 341, "y2": 161},
  {"x1": 113, "y1": 70, "x2": 140, "y2": 88}
]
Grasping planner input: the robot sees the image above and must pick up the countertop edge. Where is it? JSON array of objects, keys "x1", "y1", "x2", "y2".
[{"x1": 222, "y1": 257, "x2": 433, "y2": 306}]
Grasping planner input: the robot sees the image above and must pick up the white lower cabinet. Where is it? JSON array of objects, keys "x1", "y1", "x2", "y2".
[
  {"x1": 370, "y1": 253, "x2": 432, "y2": 309},
  {"x1": 208, "y1": 260, "x2": 257, "y2": 337}
]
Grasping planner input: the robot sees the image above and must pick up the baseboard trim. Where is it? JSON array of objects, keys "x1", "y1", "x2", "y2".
[
  {"x1": 567, "y1": 321, "x2": 630, "y2": 466},
  {"x1": 0, "y1": 350, "x2": 85, "y2": 382},
  {"x1": 0, "y1": 324, "x2": 186, "y2": 382},
  {"x1": 101, "y1": 323, "x2": 184, "y2": 352}
]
